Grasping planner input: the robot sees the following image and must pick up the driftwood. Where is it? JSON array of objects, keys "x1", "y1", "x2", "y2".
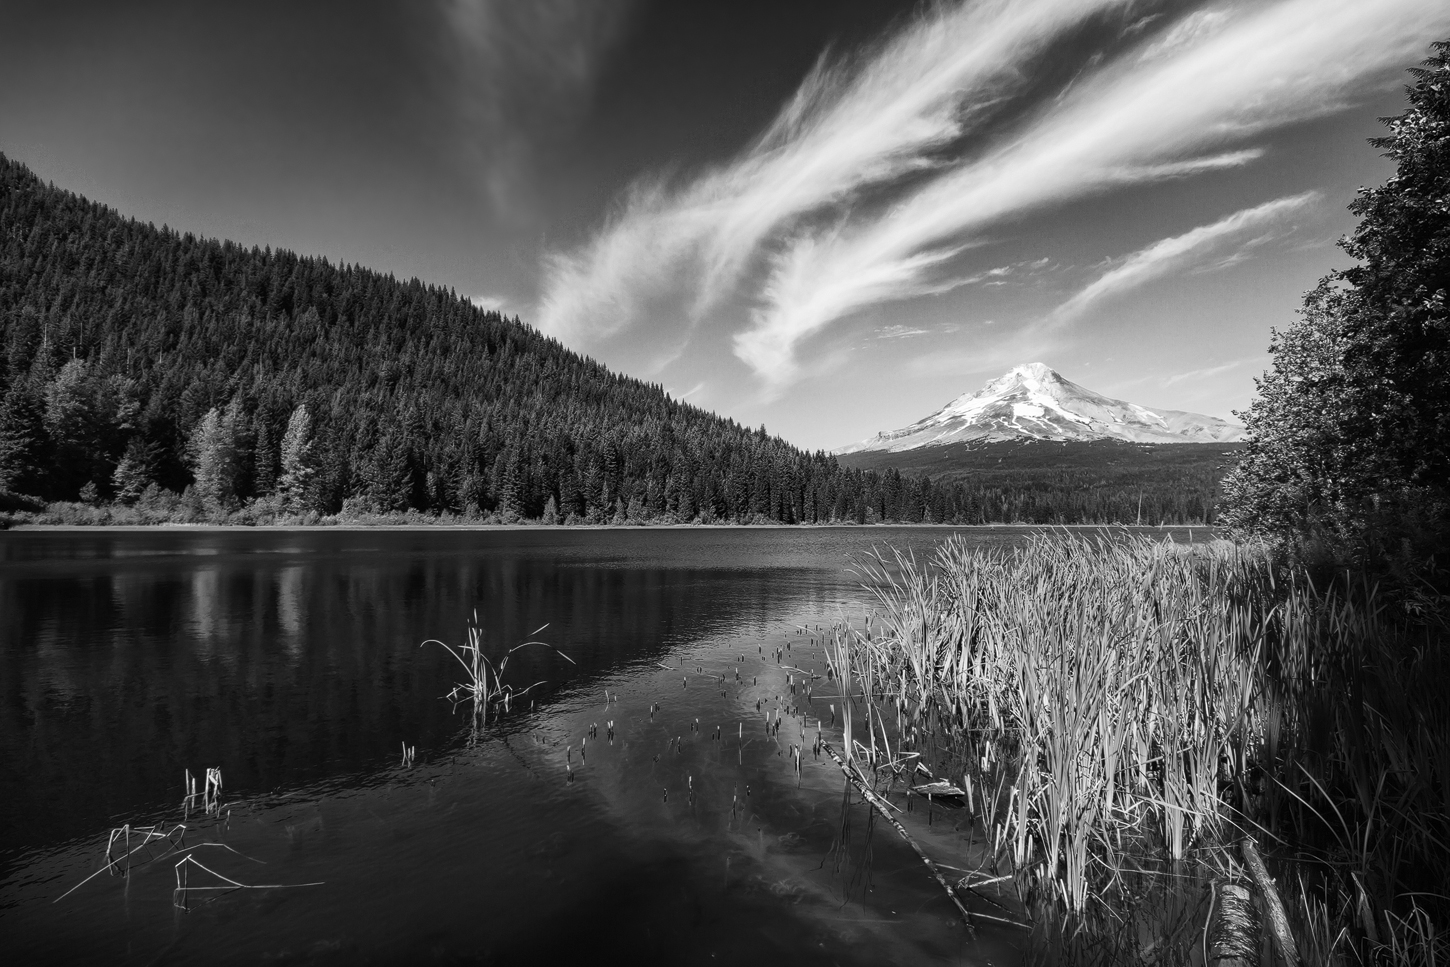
[
  {"x1": 1210, "y1": 881, "x2": 1259, "y2": 966},
  {"x1": 1241, "y1": 835, "x2": 1302, "y2": 967},
  {"x1": 821, "y1": 741, "x2": 980, "y2": 935}
]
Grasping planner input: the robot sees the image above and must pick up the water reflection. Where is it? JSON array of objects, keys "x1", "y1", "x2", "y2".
[
  {"x1": 0, "y1": 529, "x2": 904, "y2": 861},
  {"x1": 0, "y1": 526, "x2": 1202, "y2": 962},
  {"x1": 277, "y1": 565, "x2": 304, "y2": 655}
]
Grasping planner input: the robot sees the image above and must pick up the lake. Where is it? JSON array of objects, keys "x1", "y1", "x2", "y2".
[{"x1": 0, "y1": 525, "x2": 1204, "y2": 964}]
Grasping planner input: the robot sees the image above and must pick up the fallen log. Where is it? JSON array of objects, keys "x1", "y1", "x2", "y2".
[
  {"x1": 821, "y1": 741, "x2": 987, "y2": 935},
  {"x1": 1209, "y1": 881, "x2": 1259, "y2": 966},
  {"x1": 1241, "y1": 835, "x2": 1302, "y2": 967}
]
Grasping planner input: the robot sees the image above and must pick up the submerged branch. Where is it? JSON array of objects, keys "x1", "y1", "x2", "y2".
[{"x1": 822, "y1": 739, "x2": 1027, "y2": 935}]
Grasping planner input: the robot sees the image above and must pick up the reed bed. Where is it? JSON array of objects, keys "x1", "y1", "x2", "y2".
[{"x1": 832, "y1": 533, "x2": 1449, "y2": 965}]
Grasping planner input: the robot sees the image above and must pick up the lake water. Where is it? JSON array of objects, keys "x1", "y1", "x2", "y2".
[{"x1": 0, "y1": 525, "x2": 1203, "y2": 965}]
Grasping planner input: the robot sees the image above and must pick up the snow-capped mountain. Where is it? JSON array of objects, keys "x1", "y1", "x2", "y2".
[{"x1": 836, "y1": 363, "x2": 1245, "y2": 453}]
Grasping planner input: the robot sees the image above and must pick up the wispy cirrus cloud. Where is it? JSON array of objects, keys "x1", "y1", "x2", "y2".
[
  {"x1": 536, "y1": 0, "x2": 1138, "y2": 350},
  {"x1": 1054, "y1": 191, "x2": 1320, "y2": 320},
  {"x1": 874, "y1": 325, "x2": 932, "y2": 340},
  {"x1": 441, "y1": 0, "x2": 637, "y2": 215},
  {"x1": 741, "y1": 0, "x2": 1448, "y2": 388},
  {"x1": 1162, "y1": 357, "x2": 1255, "y2": 387}
]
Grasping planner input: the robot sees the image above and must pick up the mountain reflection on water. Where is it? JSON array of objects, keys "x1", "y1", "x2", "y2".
[{"x1": 0, "y1": 526, "x2": 1201, "y2": 964}]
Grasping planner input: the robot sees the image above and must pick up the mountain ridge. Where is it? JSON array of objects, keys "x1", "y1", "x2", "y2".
[{"x1": 837, "y1": 362, "x2": 1245, "y2": 453}]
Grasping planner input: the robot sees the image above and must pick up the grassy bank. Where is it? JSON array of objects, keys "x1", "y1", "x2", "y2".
[{"x1": 830, "y1": 534, "x2": 1448, "y2": 965}]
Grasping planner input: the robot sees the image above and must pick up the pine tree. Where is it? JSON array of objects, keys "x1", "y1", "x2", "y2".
[
  {"x1": 253, "y1": 415, "x2": 278, "y2": 496},
  {"x1": 188, "y1": 407, "x2": 238, "y2": 514},
  {"x1": 278, "y1": 404, "x2": 315, "y2": 512},
  {"x1": 112, "y1": 437, "x2": 156, "y2": 504},
  {"x1": 43, "y1": 357, "x2": 101, "y2": 499},
  {"x1": 0, "y1": 387, "x2": 46, "y2": 494},
  {"x1": 364, "y1": 433, "x2": 412, "y2": 512}
]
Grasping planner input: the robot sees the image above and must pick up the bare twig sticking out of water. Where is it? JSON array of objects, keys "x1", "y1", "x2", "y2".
[{"x1": 401, "y1": 743, "x2": 415, "y2": 768}]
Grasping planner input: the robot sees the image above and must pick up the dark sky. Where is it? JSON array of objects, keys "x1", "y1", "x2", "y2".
[{"x1": 4, "y1": 0, "x2": 1448, "y2": 449}]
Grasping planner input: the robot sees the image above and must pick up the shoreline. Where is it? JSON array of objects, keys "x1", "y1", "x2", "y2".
[{"x1": 3, "y1": 521, "x2": 1217, "y2": 533}]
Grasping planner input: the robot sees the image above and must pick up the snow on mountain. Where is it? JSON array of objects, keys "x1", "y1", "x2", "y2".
[{"x1": 836, "y1": 363, "x2": 1246, "y2": 453}]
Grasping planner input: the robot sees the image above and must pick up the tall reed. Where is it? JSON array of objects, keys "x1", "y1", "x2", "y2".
[{"x1": 835, "y1": 533, "x2": 1449, "y2": 964}]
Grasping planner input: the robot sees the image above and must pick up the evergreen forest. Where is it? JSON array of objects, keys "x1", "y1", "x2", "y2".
[{"x1": 0, "y1": 153, "x2": 1224, "y2": 526}]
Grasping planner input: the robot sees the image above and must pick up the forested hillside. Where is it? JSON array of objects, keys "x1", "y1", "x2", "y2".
[{"x1": 0, "y1": 153, "x2": 1220, "y2": 525}]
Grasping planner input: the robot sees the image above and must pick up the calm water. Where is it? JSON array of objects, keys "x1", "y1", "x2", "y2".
[{"x1": 0, "y1": 525, "x2": 1203, "y2": 965}]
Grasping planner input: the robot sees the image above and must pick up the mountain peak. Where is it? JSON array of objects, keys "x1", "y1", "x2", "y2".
[
  {"x1": 836, "y1": 364, "x2": 1245, "y2": 453},
  {"x1": 1008, "y1": 361, "x2": 1057, "y2": 380},
  {"x1": 990, "y1": 362, "x2": 1063, "y2": 392}
]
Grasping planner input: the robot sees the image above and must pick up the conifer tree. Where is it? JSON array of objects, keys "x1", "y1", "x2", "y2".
[
  {"x1": 188, "y1": 407, "x2": 238, "y2": 514},
  {"x1": 278, "y1": 404, "x2": 315, "y2": 512},
  {"x1": 112, "y1": 437, "x2": 156, "y2": 504},
  {"x1": 43, "y1": 357, "x2": 101, "y2": 499},
  {"x1": 253, "y1": 415, "x2": 278, "y2": 496},
  {"x1": 0, "y1": 387, "x2": 45, "y2": 495}
]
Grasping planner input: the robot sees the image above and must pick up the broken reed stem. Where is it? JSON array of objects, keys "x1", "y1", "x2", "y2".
[
  {"x1": 1241, "y1": 835, "x2": 1303, "y2": 967},
  {"x1": 822, "y1": 740, "x2": 979, "y2": 937},
  {"x1": 172, "y1": 854, "x2": 323, "y2": 910}
]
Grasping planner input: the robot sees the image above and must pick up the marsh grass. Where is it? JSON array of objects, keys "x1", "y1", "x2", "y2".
[{"x1": 831, "y1": 533, "x2": 1449, "y2": 965}]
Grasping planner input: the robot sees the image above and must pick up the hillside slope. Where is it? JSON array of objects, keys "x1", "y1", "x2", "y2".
[{"x1": 0, "y1": 153, "x2": 855, "y2": 522}]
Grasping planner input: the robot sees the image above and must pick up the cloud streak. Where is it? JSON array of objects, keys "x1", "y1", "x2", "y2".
[
  {"x1": 1055, "y1": 191, "x2": 1319, "y2": 320},
  {"x1": 1162, "y1": 358, "x2": 1254, "y2": 387},
  {"x1": 536, "y1": 0, "x2": 1137, "y2": 349},
  {"x1": 741, "y1": 0, "x2": 1448, "y2": 387}
]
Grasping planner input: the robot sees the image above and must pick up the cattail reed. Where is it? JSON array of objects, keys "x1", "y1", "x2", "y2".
[{"x1": 829, "y1": 532, "x2": 1450, "y2": 964}]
